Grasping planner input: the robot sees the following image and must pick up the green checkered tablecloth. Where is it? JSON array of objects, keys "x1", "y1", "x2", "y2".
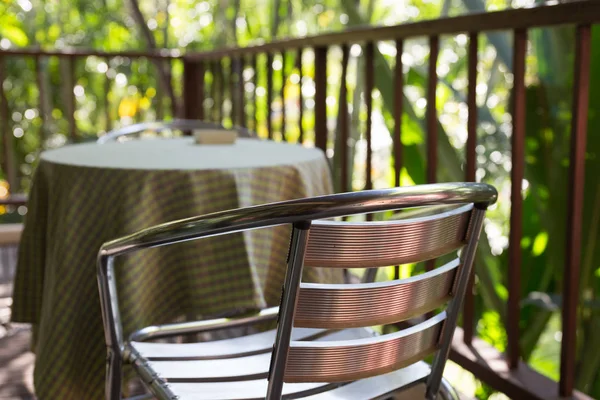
[{"x1": 11, "y1": 138, "x2": 340, "y2": 399}]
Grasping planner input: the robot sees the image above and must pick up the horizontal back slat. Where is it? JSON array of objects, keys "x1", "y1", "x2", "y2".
[
  {"x1": 304, "y1": 204, "x2": 473, "y2": 268},
  {"x1": 294, "y1": 259, "x2": 459, "y2": 329},
  {"x1": 285, "y1": 313, "x2": 445, "y2": 383}
]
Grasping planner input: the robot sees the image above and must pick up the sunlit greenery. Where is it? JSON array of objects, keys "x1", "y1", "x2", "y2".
[{"x1": 1, "y1": 0, "x2": 599, "y2": 398}]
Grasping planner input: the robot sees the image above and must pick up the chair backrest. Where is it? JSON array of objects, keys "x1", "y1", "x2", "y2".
[
  {"x1": 267, "y1": 203, "x2": 489, "y2": 400},
  {"x1": 97, "y1": 183, "x2": 496, "y2": 400},
  {"x1": 97, "y1": 119, "x2": 256, "y2": 143}
]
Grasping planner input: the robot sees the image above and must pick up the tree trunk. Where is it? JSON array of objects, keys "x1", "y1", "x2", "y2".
[{"x1": 129, "y1": 0, "x2": 179, "y2": 117}]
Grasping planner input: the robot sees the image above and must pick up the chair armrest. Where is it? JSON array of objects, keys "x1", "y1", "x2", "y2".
[
  {"x1": 388, "y1": 204, "x2": 462, "y2": 221},
  {"x1": 129, "y1": 306, "x2": 279, "y2": 342}
]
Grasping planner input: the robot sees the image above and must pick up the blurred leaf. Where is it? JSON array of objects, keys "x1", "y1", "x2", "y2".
[
  {"x1": 532, "y1": 231, "x2": 548, "y2": 257},
  {"x1": 48, "y1": 24, "x2": 61, "y2": 41},
  {"x1": 0, "y1": 24, "x2": 29, "y2": 46},
  {"x1": 118, "y1": 97, "x2": 138, "y2": 118}
]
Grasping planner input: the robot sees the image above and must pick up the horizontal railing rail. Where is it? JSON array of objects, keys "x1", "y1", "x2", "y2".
[
  {"x1": 0, "y1": 195, "x2": 27, "y2": 207},
  {"x1": 181, "y1": 0, "x2": 600, "y2": 60},
  {"x1": 175, "y1": 6, "x2": 597, "y2": 397},
  {"x1": 1, "y1": 1, "x2": 598, "y2": 398},
  {"x1": 0, "y1": 49, "x2": 181, "y2": 191},
  {"x1": 0, "y1": 49, "x2": 182, "y2": 59}
]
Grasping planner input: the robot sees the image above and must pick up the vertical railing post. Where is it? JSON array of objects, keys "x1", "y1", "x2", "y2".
[
  {"x1": 65, "y1": 56, "x2": 77, "y2": 142},
  {"x1": 229, "y1": 57, "x2": 236, "y2": 126},
  {"x1": 168, "y1": 59, "x2": 178, "y2": 118},
  {"x1": 182, "y1": 58, "x2": 205, "y2": 122},
  {"x1": 153, "y1": 59, "x2": 163, "y2": 121},
  {"x1": 464, "y1": 31, "x2": 479, "y2": 345},
  {"x1": 362, "y1": 41, "x2": 375, "y2": 228},
  {"x1": 217, "y1": 59, "x2": 224, "y2": 122},
  {"x1": 237, "y1": 57, "x2": 246, "y2": 127},
  {"x1": 296, "y1": 48, "x2": 304, "y2": 144},
  {"x1": 393, "y1": 39, "x2": 404, "y2": 190},
  {"x1": 251, "y1": 55, "x2": 258, "y2": 132},
  {"x1": 35, "y1": 55, "x2": 48, "y2": 142},
  {"x1": 210, "y1": 61, "x2": 223, "y2": 123},
  {"x1": 425, "y1": 35, "x2": 439, "y2": 272},
  {"x1": 198, "y1": 61, "x2": 205, "y2": 121},
  {"x1": 393, "y1": 39, "x2": 404, "y2": 280},
  {"x1": 267, "y1": 53, "x2": 274, "y2": 139},
  {"x1": 508, "y1": 28, "x2": 527, "y2": 370},
  {"x1": 560, "y1": 23, "x2": 591, "y2": 398},
  {"x1": 104, "y1": 57, "x2": 113, "y2": 131},
  {"x1": 0, "y1": 55, "x2": 17, "y2": 192},
  {"x1": 210, "y1": 61, "x2": 218, "y2": 122},
  {"x1": 314, "y1": 46, "x2": 327, "y2": 153},
  {"x1": 426, "y1": 36, "x2": 439, "y2": 185},
  {"x1": 280, "y1": 51, "x2": 287, "y2": 141},
  {"x1": 364, "y1": 42, "x2": 374, "y2": 193},
  {"x1": 339, "y1": 44, "x2": 350, "y2": 194}
]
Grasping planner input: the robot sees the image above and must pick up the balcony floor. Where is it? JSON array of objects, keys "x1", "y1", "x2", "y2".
[
  {"x1": 0, "y1": 253, "x2": 472, "y2": 400},
  {"x1": 0, "y1": 326, "x2": 472, "y2": 400},
  {"x1": 0, "y1": 324, "x2": 35, "y2": 399}
]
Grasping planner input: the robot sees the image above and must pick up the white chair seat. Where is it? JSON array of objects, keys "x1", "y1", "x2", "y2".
[
  {"x1": 130, "y1": 328, "x2": 375, "y2": 381},
  {"x1": 130, "y1": 327, "x2": 433, "y2": 400},
  {"x1": 130, "y1": 327, "x2": 326, "y2": 360},
  {"x1": 166, "y1": 363, "x2": 431, "y2": 400}
]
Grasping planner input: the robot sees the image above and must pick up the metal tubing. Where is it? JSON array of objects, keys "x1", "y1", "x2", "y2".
[
  {"x1": 426, "y1": 207, "x2": 486, "y2": 399},
  {"x1": 99, "y1": 183, "x2": 497, "y2": 258},
  {"x1": 266, "y1": 222, "x2": 311, "y2": 400}
]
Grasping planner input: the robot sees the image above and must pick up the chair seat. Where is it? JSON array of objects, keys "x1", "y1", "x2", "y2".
[
  {"x1": 167, "y1": 363, "x2": 431, "y2": 400},
  {"x1": 130, "y1": 327, "x2": 328, "y2": 360},
  {"x1": 130, "y1": 328, "x2": 375, "y2": 381},
  {"x1": 98, "y1": 184, "x2": 494, "y2": 400},
  {"x1": 128, "y1": 327, "x2": 437, "y2": 399}
]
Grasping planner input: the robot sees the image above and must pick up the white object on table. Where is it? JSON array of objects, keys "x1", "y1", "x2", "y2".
[{"x1": 193, "y1": 129, "x2": 238, "y2": 145}]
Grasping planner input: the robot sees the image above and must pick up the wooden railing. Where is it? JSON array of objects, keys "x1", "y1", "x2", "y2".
[
  {"x1": 1, "y1": 1, "x2": 599, "y2": 399},
  {"x1": 0, "y1": 48, "x2": 182, "y2": 191}
]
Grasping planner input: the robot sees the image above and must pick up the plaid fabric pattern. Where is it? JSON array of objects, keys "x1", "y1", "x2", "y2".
[{"x1": 11, "y1": 151, "x2": 338, "y2": 399}]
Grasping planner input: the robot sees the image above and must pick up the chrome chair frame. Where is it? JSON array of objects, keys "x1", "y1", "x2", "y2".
[
  {"x1": 97, "y1": 183, "x2": 497, "y2": 400},
  {"x1": 97, "y1": 119, "x2": 256, "y2": 144}
]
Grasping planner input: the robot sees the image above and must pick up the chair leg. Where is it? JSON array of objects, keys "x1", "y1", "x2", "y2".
[
  {"x1": 437, "y1": 377, "x2": 459, "y2": 400},
  {"x1": 106, "y1": 349, "x2": 123, "y2": 400}
]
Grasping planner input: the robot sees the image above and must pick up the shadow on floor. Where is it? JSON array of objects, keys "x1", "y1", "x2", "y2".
[{"x1": 0, "y1": 325, "x2": 35, "y2": 399}]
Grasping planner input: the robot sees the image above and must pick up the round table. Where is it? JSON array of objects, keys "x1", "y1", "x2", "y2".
[{"x1": 11, "y1": 138, "x2": 338, "y2": 399}]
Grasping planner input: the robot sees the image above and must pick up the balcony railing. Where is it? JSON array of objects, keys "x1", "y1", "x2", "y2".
[{"x1": 1, "y1": 1, "x2": 599, "y2": 399}]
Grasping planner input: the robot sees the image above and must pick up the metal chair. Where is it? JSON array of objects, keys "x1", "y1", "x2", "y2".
[
  {"x1": 97, "y1": 119, "x2": 256, "y2": 144},
  {"x1": 97, "y1": 182, "x2": 497, "y2": 400}
]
